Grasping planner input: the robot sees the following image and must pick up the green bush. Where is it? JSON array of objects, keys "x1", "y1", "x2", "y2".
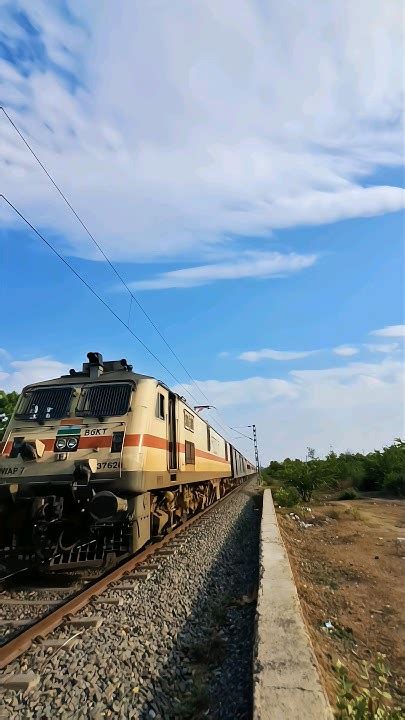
[
  {"x1": 338, "y1": 487, "x2": 359, "y2": 500},
  {"x1": 262, "y1": 439, "x2": 404, "y2": 501},
  {"x1": 334, "y1": 654, "x2": 403, "y2": 720},
  {"x1": 382, "y1": 469, "x2": 405, "y2": 497},
  {"x1": 273, "y1": 486, "x2": 300, "y2": 507}
]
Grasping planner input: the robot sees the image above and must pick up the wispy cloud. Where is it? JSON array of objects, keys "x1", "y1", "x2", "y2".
[
  {"x1": 130, "y1": 252, "x2": 317, "y2": 290},
  {"x1": 238, "y1": 348, "x2": 318, "y2": 362},
  {"x1": 370, "y1": 325, "x2": 405, "y2": 338},
  {"x1": 178, "y1": 358, "x2": 404, "y2": 460},
  {"x1": 365, "y1": 343, "x2": 400, "y2": 354},
  {"x1": 332, "y1": 346, "x2": 359, "y2": 357},
  {"x1": 0, "y1": 1, "x2": 403, "y2": 263},
  {"x1": 0, "y1": 355, "x2": 69, "y2": 392}
]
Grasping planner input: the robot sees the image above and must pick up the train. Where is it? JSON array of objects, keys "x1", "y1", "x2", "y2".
[{"x1": 0, "y1": 352, "x2": 256, "y2": 571}]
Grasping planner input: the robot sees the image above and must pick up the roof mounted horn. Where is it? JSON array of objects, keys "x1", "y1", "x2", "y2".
[{"x1": 86, "y1": 352, "x2": 104, "y2": 379}]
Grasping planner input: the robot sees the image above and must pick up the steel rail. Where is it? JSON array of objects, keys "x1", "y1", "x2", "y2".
[{"x1": 0, "y1": 479, "x2": 249, "y2": 670}]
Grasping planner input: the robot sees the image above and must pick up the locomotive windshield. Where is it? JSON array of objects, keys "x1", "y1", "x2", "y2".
[
  {"x1": 76, "y1": 383, "x2": 132, "y2": 418},
  {"x1": 16, "y1": 386, "x2": 73, "y2": 421}
]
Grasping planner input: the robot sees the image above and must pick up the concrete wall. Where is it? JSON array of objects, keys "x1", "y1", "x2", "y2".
[{"x1": 253, "y1": 490, "x2": 333, "y2": 720}]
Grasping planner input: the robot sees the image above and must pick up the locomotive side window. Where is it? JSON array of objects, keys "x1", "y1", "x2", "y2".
[
  {"x1": 16, "y1": 386, "x2": 73, "y2": 421},
  {"x1": 185, "y1": 440, "x2": 195, "y2": 464},
  {"x1": 225, "y1": 442, "x2": 228, "y2": 461},
  {"x1": 184, "y1": 410, "x2": 194, "y2": 431},
  {"x1": 156, "y1": 393, "x2": 165, "y2": 419},
  {"x1": 76, "y1": 384, "x2": 131, "y2": 418}
]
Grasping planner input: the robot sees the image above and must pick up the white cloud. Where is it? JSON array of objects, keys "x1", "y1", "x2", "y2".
[
  {"x1": 365, "y1": 343, "x2": 400, "y2": 354},
  {"x1": 0, "y1": 357, "x2": 69, "y2": 393},
  {"x1": 370, "y1": 325, "x2": 405, "y2": 338},
  {"x1": 239, "y1": 348, "x2": 318, "y2": 362},
  {"x1": 0, "y1": 1, "x2": 403, "y2": 264},
  {"x1": 179, "y1": 358, "x2": 405, "y2": 461},
  {"x1": 1, "y1": 349, "x2": 403, "y2": 463},
  {"x1": 332, "y1": 345, "x2": 359, "y2": 356},
  {"x1": 130, "y1": 252, "x2": 317, "y2": 290}
]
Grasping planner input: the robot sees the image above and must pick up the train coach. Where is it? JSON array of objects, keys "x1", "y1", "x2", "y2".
[{"x1": 0, "y1": 352, "x2": 255, "y2": 571}]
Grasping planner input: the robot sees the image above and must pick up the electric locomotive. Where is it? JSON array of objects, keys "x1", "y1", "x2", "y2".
[{"x1": 0, "y1": 352, "x2": 255, "y2": 571}]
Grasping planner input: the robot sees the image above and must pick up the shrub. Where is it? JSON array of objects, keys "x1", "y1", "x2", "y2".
[
  {"x1": 382, "y1": 469, "x2": 405, "y2": 497},
  {"x1": 344, "y1": 506, "x2": 363, "y2": 521},
  {"x1": 273, "y1": 486, "x2": 300, "y2": 507},
  {"x1": 334, "y1": 654, "x2": 403, "y2": 720},
  {"x1": 338, "y1": 487, "x2": 359, "y2": 500}
]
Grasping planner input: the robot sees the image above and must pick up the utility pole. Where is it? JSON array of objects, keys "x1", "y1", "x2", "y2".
[
  {"x1": 228, "y1": 422, "x2": 261, "y2": 482},
  {"x1": 252, "y1": 424, "x2": 261, "y2": 480}
]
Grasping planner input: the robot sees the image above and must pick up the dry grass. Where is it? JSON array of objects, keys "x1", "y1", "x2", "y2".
[
  {"x1": 186, "y1": 632, "x2": 227, "y2": 666},
  {"x1": 344, "y1": 506, "x2": 364, "y2": 521},
  {"x1": 173, "y1": 677, "x2": 210, "y2": 720}
]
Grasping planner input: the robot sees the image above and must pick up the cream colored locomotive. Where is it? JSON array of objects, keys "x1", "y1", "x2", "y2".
[{"x1": 0, "y1": 353, "x2": 255, "y2": 570}]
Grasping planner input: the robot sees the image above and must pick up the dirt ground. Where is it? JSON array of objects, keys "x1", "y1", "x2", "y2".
[{"x1": 277, "y1": 497, "x2": 405, "y2": 710}]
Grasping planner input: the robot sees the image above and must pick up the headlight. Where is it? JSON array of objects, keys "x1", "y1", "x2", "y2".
[
  {"x1": 55, "y1": 437, "x2": 67, "y2": 451},
  {"x1": 66, "y1": 437, "x2": 78, "y2": 451}
]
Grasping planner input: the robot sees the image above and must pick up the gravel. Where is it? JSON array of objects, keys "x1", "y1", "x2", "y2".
[{"x1": 0, "y1": 481, "x2": 261, "y2": 719}]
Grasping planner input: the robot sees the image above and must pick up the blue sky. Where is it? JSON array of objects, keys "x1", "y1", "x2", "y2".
[{"x1": 0, "y1": 0, "x2": 404, "y2": 460}]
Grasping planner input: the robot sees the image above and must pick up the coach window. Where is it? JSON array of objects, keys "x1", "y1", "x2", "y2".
[
  {"x1": 185, "y1": 440, "x2": 195, "y2": 465},
  {"x1": 157, "y1": 392, "x2": 165, "y2": 420},
  {"x1": 207, "y1": 426, "x2": 211, "y2": 452}
]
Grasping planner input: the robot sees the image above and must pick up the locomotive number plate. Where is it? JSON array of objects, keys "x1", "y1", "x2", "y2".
[{"x1": 96, "y1": 460, "x2": 121, "y2": 470}]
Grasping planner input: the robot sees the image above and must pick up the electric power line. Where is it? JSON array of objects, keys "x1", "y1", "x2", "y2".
[
  {"x1": 0, "y1": 106, "x2": 214, "y2": 410},
  {"x1": 228, "y1": 427, "x2": 254, "y2": 441},
  {"x1": 1, "y1": 108, "x2": 248, "y2": 445},
  {"x1": 0, "y1": 194, "x2": 203, "y2": 406}
]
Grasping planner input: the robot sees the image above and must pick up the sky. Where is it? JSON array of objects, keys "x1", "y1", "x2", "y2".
[{"x1": 0, "y1": 0, "x2": 404, "y2": 462}]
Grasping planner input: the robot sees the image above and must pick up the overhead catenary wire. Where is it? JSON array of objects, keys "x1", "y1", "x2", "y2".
[
  {"x1": 1, "y1": 108, "x2": 251, "y2": 448},
  {"x1": 0, "y1": 106, "x2": 214, "y2": 411},
  {"x1": 0, "y1": 194, "x2": 202, "y2": 407},
  {"x1": 2, "y1": 198, "x2": 249, "y2": 448},
  {"x1": 228, "y1": 427, "x2": 254, "y2": 441}
]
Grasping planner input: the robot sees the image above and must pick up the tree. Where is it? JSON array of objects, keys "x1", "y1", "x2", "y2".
[
  {"x1": 283, "y1": 454, "x2": 325, "y2": 502},
  {"x1": 306, "y1": 447, "x2": 316, "y2": 461},
  {"x1": 0, "y1": 390, "x2": 19, "y2": 438},
  {"x1": 261, "y1": 438, "x2": 405, "y2": 502}
]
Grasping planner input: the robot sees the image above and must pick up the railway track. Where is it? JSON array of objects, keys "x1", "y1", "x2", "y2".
[
  {"x1": 0, "y1": 481, "x2": 245, "y2": 679},
  {"x1": 0, "y1": 569, "x2": 99, "y2": 649}
]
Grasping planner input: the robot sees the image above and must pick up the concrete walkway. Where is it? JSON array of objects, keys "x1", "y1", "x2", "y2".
[{"x1": 253, "y1": 490, "x2": 333, "y2": 720}]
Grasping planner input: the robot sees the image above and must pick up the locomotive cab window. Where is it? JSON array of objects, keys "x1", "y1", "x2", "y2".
[
  {"x1": 16, "y1": 386, "x2": 73, "y2": 421},
  {"x1": 156, "y1": 392, "x2": 165, "y2": 419},
  {"x1": 185, "y1": 440, "x2": 195, "y2": 465},
  {"x1": 76, "y1": 383, "x2": 131, "y2": 418}
]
